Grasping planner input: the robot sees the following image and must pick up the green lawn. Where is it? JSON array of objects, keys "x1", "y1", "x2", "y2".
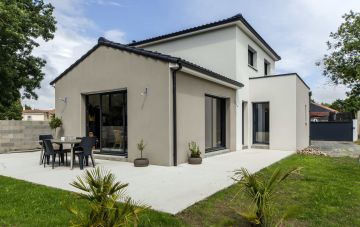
[{"x1": 1, "y1": 155, "x2": 359, "y2": 226}]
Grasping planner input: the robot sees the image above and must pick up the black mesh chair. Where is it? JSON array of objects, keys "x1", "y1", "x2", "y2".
[
  {"x1": 39, "y1": 135, "x2": 54, "y2": 165},
  {"x1": 43, "y1": 140, "x2": 57, "y2": 169},
  {"x1": 73, "y1": 137, "x2": 96, "y2": 170},
  {"x1": 39, "y1": 134, "x2": 69, "y2": 166}
]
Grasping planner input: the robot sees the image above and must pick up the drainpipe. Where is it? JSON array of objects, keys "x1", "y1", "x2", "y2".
[
  {"x1": 171, "y1": 62, "x2": 182, "y2": 166},
  {"x1": 309, "y1": 91, "x2": 312, "y2": 146}
]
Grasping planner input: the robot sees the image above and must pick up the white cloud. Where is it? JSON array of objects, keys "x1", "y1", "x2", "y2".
[
  {"x1": 311, "y1": 78, "x2": 349, "y2": 103},
  {"x1": 92, "y1": 0, "x2": 124, "y2": 7},
  {"x1": 22, "y1": 0, "x2": 96, "y2": 109},
  {"x1": 104, "y1": 29, "x2": 127, "y2": 43}
]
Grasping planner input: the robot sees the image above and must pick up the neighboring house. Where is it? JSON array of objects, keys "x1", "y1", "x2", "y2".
[
  {"x1": 22, "y1": 109, "x2": 55, "y2": 121},
  {"x1": 50, "y1": 14, "x2": 310, "y2": 166},
  {"x1": 310, "y1": 102, "x2": 338, "y2": 122}
]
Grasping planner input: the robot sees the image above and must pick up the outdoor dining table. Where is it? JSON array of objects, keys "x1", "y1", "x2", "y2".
[{"x1": 51, "y1": 139, "x2": 82, "y2": 169}]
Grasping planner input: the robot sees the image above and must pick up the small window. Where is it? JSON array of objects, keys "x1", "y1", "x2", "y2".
[
  {"x1": 264, "y1": 60, "x2": 270, "y2": 76},
  {"x1": 248, "y1": 46, "x2": 257, "y2": 68}
]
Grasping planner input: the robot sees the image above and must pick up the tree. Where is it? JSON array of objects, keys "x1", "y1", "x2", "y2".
[
  {"x1": 317, "y1": 11, "x2": 360, "y2": 97},
  {"x1": 24, "y1": 104, "x2": 32, "y2": 110},
  {"x1": 326, "y1": 96, "x2": 360, "y2": 117},
  {"x1": 0, "y1": 100, "x2": 23, "y2": 120},
  {"x1": 0, "y1": 0, "x2": 56, "y2": 118}
]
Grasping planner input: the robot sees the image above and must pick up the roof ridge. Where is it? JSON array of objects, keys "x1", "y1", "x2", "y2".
[{"x1": 128, "y1": 14, "x2": 280, "y2": 60}]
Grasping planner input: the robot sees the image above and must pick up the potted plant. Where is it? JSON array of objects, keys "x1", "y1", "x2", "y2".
[
  {"x1": 188, "y1": 141, "x2": 202, "y2": 164},
  {"x1": 49, "y1": 115, "x2": 62, "y2": 138},
  {"x1": 134, "y1": 139, "x2": 149, "y2": 167}
]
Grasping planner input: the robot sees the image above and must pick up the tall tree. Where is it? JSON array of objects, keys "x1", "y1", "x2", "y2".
[
  {"x1": 0, "y1": 100, "x2": 23, "y2": 120},
  {"x1": 0, "y1": 0, "x2": 56, "y2": 119},
  {"x1": 317, "y1": 11, "x2": 360, "y2": 97}
]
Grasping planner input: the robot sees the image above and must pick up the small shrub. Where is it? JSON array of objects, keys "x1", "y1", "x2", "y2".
[
  {"x1": 137, "y1": 139, "x2": 146, "y2": 158},
  {"x1": 188, "y1": 141, "x2": 201, "y2": 158},
  {"x1": 49, "y1": 115, "x2": 62, "y2": 136},
  {"x1": 68, "y1": 167, "x2": 146, "y2": 227}
]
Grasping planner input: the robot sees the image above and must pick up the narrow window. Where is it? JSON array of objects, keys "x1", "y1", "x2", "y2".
[
  {"x1": 264, "y1": 60, "x2": 270, "y2": 75},
  {"x1": 205, "y1": 95, "x2": 226, "y2": 152},
  {"x1": 248, "y1": 46, "x2": 257, "y2": 68},
  {"x1": 248, "y1": 49, "x2": 254, "y2": 66}
]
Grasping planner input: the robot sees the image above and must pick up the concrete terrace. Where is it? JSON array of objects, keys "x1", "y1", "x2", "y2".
[{"x1": 0, "y1": 149, "x2": 294, "y2": 214}]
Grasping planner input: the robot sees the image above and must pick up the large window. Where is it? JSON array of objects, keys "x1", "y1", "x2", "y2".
[
  {"x1": 86, "y1": 91, "x2": 127, "y2": 156},
  {"x1": 253, "y1": 102, "x2": 269, "y2": 144},
  {"x1": 205, "y1": 95, "x2": 226, "y2": 152}
]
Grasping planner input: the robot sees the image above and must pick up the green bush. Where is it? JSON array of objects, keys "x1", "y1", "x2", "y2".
[{"x1": 49, "y1": 115, "x2": 62, "y2": 130}]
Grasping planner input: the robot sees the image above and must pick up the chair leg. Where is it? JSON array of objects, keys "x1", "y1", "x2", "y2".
[
  {"x1": 52, "y1": 155, "x2": 55, "y2": 169},
  {"x1": 79, "y1": 154, "x2": 84, "y2": 170},
  {"x1": 65, "y1": 153, "x2": 68, "y2": 166},
  {"x1": 90, "y1": 155, "x2": 95, "y2": 168},
  {"x1": 85, "y1": 156, "x2": 89, "y2": 166},
  {"x1": 44, "y1": 156, "x2": 46, "y2": 168}
]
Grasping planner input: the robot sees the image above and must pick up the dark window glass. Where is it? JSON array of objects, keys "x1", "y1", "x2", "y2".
[
  {"x1": 248, "y1": 49, "x2": 254, "y2": 66},
  {"x1": 253, "y1": 102, "x2": 269, "y2": 144},
  {"x1": 205, "y1": 95, "x2": 226, "y2": 152},
  {"x1": 86, "y1": 91, "x2": 127, "y2": 155},
  {"x1": 264, "y1": 61, "x2": 270, "y2": 75}
]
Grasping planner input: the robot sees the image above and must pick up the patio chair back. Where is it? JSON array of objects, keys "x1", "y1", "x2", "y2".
[
  {"x1": 79, "y1": 137, "x2": 96, "y2": 156},
  {"x1": 39, "y1": 134, "x2": 53, "y2": 146},
  {"x1": 43, "y1": 140, "x2": 55, "y2": 156}
]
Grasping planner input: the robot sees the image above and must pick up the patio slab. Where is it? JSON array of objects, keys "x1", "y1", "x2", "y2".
[{"x1": 0, "y1": 149, "x2": 293, "y2": 214}]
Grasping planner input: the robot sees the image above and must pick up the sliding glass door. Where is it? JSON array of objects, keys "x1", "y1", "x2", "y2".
[
  {"x1": 205, "y1": 95, "x2": 226, "y2": 152},
  {"x1": 101, "y1": 92, "x2": 127, "y2": 154},
  {"x1": 253, "y1": 102, "x2": 269, "y2": 144},
  {"x1": 86, "y1": 91, "x2": 127, "y2": 155}
]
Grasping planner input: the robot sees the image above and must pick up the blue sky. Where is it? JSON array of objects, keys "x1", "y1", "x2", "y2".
[{"x1": 26, "y1": 0, "x2": 360, "y2": 109}]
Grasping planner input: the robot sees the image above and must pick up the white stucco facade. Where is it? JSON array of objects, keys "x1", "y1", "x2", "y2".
[
  {"x1": 52, "y1": 14, "x2": 310, "y2": 166},
  {"x1": 137, "y1": 20, "x2": 310, "y2": 151}
]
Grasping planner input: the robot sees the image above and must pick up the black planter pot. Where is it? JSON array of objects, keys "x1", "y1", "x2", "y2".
[
  {"x1": 188, "y1": 157, "x2": 202, "y2": 165},
  {"x1": 134, "y1": 158, "x2": 149, "y2": 167}
]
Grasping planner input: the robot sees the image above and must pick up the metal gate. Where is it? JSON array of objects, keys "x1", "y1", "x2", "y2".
[{"x1": 310, "y1": 122, "x2": 353, "y2": 141}]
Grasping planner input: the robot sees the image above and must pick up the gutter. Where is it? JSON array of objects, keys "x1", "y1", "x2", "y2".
[{"x1": 171, "y1": 62, "x2": 182, "y2": 166}]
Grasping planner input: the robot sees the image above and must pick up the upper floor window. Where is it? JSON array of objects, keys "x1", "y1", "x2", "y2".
[
  {"x1": 248, "y1": 46, "x2": 257, "y2": 68},
  {"x1": 264, "y1": 60, "x2": 270, "y2": 76}
]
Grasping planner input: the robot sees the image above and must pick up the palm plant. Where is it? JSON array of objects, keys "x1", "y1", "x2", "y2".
[
  {"x1": 232, "y1": 167, "x2": 301, "y2": 226},
  {"x1": 68, "y1": 167, "x2": 146, "y2": 227}
]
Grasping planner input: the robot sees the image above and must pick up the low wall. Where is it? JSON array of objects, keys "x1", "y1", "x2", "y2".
[{"x1": 0, "y1": 120, "x2": 52, "y2": 153}]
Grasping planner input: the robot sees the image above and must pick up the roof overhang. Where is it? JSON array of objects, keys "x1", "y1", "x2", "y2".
[
  {"x1": 171, "y1": 64, "x2": 242, "y2": 89},
  {"x1": 249, "y1": 73, "x2": 311, "y2": 90}
]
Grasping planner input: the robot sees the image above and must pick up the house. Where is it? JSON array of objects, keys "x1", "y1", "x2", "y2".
[
  {"x1": 22, "y1": 109, "x2": 55, "y2": 121},
  {"x1": 310, "y1": 102, "x2": 338, "y2": 122},
  {"x1": 50, "y1": 14, "x2": 310, "y2": 166}
]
